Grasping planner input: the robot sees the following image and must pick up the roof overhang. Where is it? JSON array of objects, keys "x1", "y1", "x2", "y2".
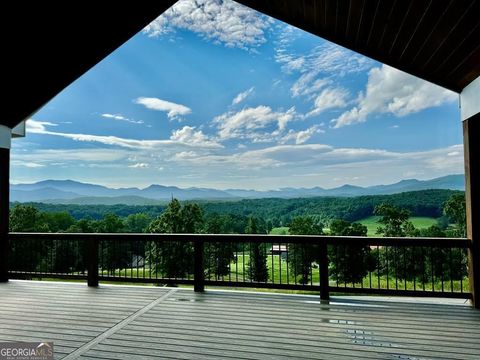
[
  {"x1": 236, "y1": 0, "x2": 480, "y2": 93},
  {"x1": 2, "y1": 0, "x2": 479, "y2": 129},
  {"x1": 2, "y1": 1, "x2": 176, "y2": 129}
]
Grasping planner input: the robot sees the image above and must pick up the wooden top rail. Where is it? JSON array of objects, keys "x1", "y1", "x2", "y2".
[{"x1": 8, "y1": 232, "x2": 471, "y2": 248}]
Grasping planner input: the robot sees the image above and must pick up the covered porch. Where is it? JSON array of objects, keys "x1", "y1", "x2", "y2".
[
  {"x1": 0, "y1": 1, "x2": 479, "y2": 359},
  {"x1": 1, "y1": 280, "x2": 478, "y2": 360}
]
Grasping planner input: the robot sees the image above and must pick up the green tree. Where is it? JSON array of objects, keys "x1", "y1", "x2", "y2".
[
  {"x1": 95, "y1": 213, "x2": 125, "y2": 233},
  {"x1": 203, "y1": 214, "x2": 235, "y2": 279},
  {"x1": 443, "y1": 194, "x2": 466, "y2": 237},
  {"x1": 415, "y1": 225, "x2": 467, "y2": 281},
  {"x1": 94, "y1": 214, "x2": 131, "y2": 273},
  {"x1": 40, "y1": 211, "x2": 75, "y2": 232},
  {"x1": 288, "y1": 216, "x2": 323, "y2": 284},
  {"x1": 66, "y1": 218, "x2": 95, "y2": 233},
  {"x1": 245, "y1": 216, "x2": 269, "y2": 282},
  {"x1": 9, "y1": 204, "x2": 47, "y2": 232},
  {"x1": 374, "y1": 203, "x2": 413, "y2": 237},
  {"x1": 9, "y1": 205, "x2": 49, "y2": 272},
  {"x1": 328, "y1": 219, "x2": 373, "y2": 284},
  {"x1": 374, "y1": 203, "x2": 426, "y2": 282},
  {"x1": 146, "y1": 199, "x2": 203, "y2": 279},
  {"x1": 125, "y1": 213, "x2": 152, "y2": 233},
  {"x1": 124, "y1": 213, "x2": 152, "y2": 269}
]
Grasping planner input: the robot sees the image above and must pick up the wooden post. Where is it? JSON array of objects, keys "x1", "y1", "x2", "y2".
[
  {"x1": 194, "y1": 240, "x2": 204, "y2": 292},
  {"x1": 463, "y1": 114, "x2": 480, "y2": 308},
  {"x1": 319, "y1": 241, "x2": 329, "y2": 301},
  {"x1": 87, "y1": 237, "x2": 99, "y2": 287},
  {"x1": 0, "y1": 147, "x2": 9, "y2": 282}
]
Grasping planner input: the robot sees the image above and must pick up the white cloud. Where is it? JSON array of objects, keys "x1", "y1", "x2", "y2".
[
  {"x1": 143, "y1": 0, "x2": 272, "y2": 50},
  {"x1": 232, "y1": 87, "x2": 254, "y2": 105},
  {"x1": 170, "y1": 125, "x2": 220, "y2": 147},
  {"x1": 129, "y1": 163, "x2": 149, "y2": 168},
  {"x1": 280, "y1": 125, "x2": 324, "y2": 145},
  {"x1": 134, "y1": 97, "x2": 192, "y2": 120},
  {"x1": 275, "y1": 32, "x2": 372, "y2": 77},
  {"x1": 167, "y1": 142, "x2": 463, "y2": 188},
  {"x1": 291, "y1": 75, "x2": 331, "y2": 98},
  {"x1": 11, "y1": 148, "x2": 131, "y2": 171},
  {"x1": 332, "y1": 65, "x2": 458, "y2": 128},
  {"x1": 274, "y1": 30, "x2": 371, "y2": 118},
  {"x1": 26, "y1": 120, "x2": 57, "y2": 132},
  {"x1": 306, "y1": 88, "x2": 349, "y2": 118},
  {"x1": 101, "y1": 113, "x2": 144, "y2": 125},
  {"x1": 213, "y1": 106, "x2": 297, "y2": 142},
  {"x1": 11, "y1": 161, "x2": 45, "y2": 168},
  {"x1": 27, "y1": 119, "x2": 222, "y2": 150}
]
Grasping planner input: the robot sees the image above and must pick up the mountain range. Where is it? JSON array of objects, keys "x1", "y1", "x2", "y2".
[{"x1": 10, "y1": 174, "x2": 464, "y2": 205}]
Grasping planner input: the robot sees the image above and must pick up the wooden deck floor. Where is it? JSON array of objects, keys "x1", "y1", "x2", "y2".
[{"x1": 0, "y1": 281, "x2": 479, "y2": 360}]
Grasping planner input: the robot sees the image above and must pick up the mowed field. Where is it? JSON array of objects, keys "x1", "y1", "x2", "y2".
[
  {"x1": 358, "y1": 216, "x2": 438, "y2": 236},
  {"x1": 270, "y1": 216, "x2": 438, "y2": 237}
]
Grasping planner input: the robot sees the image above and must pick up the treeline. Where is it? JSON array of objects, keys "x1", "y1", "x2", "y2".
[
  {"x1": 9, "y1": 193, "x2": 467, "y2": 286},
  {"x1": 12, "y1": 189, "x2": 461, "y2": 227},
  {"x1": 200, "y1": 189, "x2": 461, "y2": 226}
]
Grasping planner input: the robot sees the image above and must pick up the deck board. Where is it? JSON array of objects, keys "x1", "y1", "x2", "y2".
[{"x1": 0, "y1": 281, "x2": 478, "y2": 360}]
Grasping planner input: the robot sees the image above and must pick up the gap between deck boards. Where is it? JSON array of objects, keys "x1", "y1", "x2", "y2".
[{"x1": 62, "y1": 288, "x2": 177, "y2": 360}]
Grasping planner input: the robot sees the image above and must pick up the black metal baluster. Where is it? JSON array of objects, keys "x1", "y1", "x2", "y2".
[
  {"x1": 279, "y1": 242, "x2": 282, "y2": 285},
  {"x1": 286, "y1": 242, "x2": 289, "y2": 285},
  {"x1": 395, "y1": 246, "x2": 398, "y2": 290},
  {"x1": 441, "y1": 249, "x2": 445, "y2": 293},
  {"x1": 386, "y1": 246, "x2": 389, "y2": 290},
  {"x1": 403, "y1": 247, "x2": 407, "y2": 291},
  {"x1": 377, "y1": 245, "x2": 380, "y2": 289},
  {"x1": 336, "y1": 245, "x2": 339, "y2": 287},
  {"x1": 431, "y1": 247, "x2": 435, "y2": 292},
  {"x1": 271, "y1": 242, "x2": 274, "y2": 284},
  {"x1": 449, "y1": 247, "x2": 454, "y2": 292},
  {"x1": 242, "y1": 242, "x2": 246, "y2": 283},
  {"x1": 460, "y1": 248, "x2": 464, "y2": 293},
  {"x1": 422, "y1": 246, "x2": 426, "y2": 291},
  {"x1": 413, "y1": 246, "x2": 416, "y2": 291}
]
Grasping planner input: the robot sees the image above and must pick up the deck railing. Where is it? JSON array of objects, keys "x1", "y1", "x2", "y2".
[{"x1": 8, "y1": 233, "x2": 471, "y2": 300}]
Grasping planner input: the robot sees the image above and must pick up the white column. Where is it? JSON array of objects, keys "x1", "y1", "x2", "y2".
[
  {"x1": 461, "y1": 76, "x2": 480, "y2": 120},
  {"x1": 0, "y1": 125, "x2": 11, "y2": 149}
]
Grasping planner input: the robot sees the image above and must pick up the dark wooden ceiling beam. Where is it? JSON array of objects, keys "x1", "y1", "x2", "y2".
[
  {"x1": 387, "y1": 0, "x2": 415, "y2": 57},
  {"x1": 374, "y1": 0, "x2": 398, "y2": 54},
  {"x1": 365, "y1": 0, "x2": 382, "y2": 48},
  {"x1": 344, "y1": 0, "x2": 363, "y2": 46},
  {"x1": 420, "y1": 1, "x2": 477, "y2": 72},
  {"x1": 397, "y1": 0, "x2": 432, "y2": 62},
  {"x1": 408, "y1": 0, "x2": 455, "y2": 68}
]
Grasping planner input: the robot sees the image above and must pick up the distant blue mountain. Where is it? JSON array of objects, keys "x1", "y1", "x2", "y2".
[{"x1": 10, "y1": 174, "x2": 464, "y2": 204}]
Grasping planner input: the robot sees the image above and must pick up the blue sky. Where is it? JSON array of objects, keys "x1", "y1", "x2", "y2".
[{"x1": 11, "y1": 0, "x2": 463, "y2": 190}]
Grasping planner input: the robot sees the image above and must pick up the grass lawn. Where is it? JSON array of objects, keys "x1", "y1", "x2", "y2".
[
  {"x1": 358, "y1": 216, "x2": 438, "y2": 236},
  {"x1": 33, "y1": 251, "x2": 468, "y2": 294},
  {"x1": 269, "y1": 227, "x2": 290, "y2": 235}
]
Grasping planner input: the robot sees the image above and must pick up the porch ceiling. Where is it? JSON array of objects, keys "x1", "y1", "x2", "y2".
[
  {"x1": 2, "y1": 0, "x2": 480, "y2": 129},
  {"x1": 1, "y1": 2, "x2": 176, "y2": 129}
]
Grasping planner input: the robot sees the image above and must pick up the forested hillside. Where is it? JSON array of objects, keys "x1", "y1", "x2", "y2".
[{"x1": 12, "y1": 189, "x2": 461, "y2": 226}]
